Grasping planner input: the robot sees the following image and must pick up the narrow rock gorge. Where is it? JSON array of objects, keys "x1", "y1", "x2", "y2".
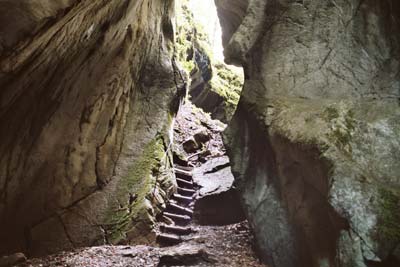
[{"x1": 0, "y1": 0, "x2": 399, "y2": 267}]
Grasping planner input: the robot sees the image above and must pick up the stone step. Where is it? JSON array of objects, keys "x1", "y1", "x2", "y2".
[
  {"x1": 174, "y1": 168, "x2": 193, "y2": 181},
  {"x1": 167, "y1": 202, "x2": 193, "y2": 216},
  {"x1": 172, "y1": 193, "x2": 193, "y2": 204},
  {"x1": 175, "y1": 173, "x2": 193, "y2": 182},
  {"x1": 156, "y1": 233, "x2": 182, "y2": 245},
  {"x1": 163, "y1": 212, "x2": 191, "y2": 224},
  {"x1": 174, "y1": 164, "x2": 194, "y2": 172},
  {"x1": 176, "y1": 178, "x2": 194, "y2": 188},
  {"x1": 175, "y1": 174, "x2": 192, "y2": 182},
  {"x1": 159, "y1": 224, "x2": 193, "y2": 235},
  {"x1": 161, "y1": 215, "x2": 175, "y2": 226},
  {"x1": 169, "y1": 199, "x2": 190, "y2": 208},
  {"x1": 177, "y1": 187, "x2": 196, "y2": 196},
  {"x1": 172, "y1": 154, "x2": 189, "y2": 167}
]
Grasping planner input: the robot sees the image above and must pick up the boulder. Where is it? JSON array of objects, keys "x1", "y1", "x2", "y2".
[
  {"x1": 183, "y1": 138, "x2": 201, "y2": 153},
  {"x1": 192, "y1": 156, "x2": 245, "y2": 225},
  {"x1": 193, "y1": 130, "x2": 211, "y2": 144},
  {"x1": 159, "y1": 244, "x2": 215, "y2": 266}
]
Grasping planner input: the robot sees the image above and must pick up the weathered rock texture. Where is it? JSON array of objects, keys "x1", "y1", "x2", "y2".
[
  {"x1": 190, "y1": 61, "x2": 243, "y2": 123},
  {"x1": 0, "y1": 0, "x2": 182, "y2": 256},
  {"x1": 217, "y1": 0, "x2": 400, "y2": 267},
  {"x1": 193, "y1": 156, "x2": 245, "y2": 225}
]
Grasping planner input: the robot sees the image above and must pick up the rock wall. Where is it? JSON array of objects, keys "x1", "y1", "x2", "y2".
[
  {"x1": 217, "y1": 0, "x2": 400, "y2": 266},
  {"x1": 190, "y1": 61, "x2": 243, "y2": 123},
  {"x1": 175, "y1": 0, "x2": 242, "y2": 123},
  {"x1": 0, "y1": 0, "x2": 181, "y2": 256}
]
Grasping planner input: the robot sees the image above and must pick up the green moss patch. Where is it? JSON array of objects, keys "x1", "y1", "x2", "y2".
[
  {"x1": 105, "y1": 136, "x2": 166, "y2": 243},
  {"x1": 175, "y1": 0, "x2": 243, "y2": 120},
  {"x1": 378, "y1": 188, "x2": 400, "y2": 244},
  {"x1": 322, "y1": 104, "x2": 356, "y2": 153},
  {"x1": 175, "y1": 2, "x2": 197, "y2": 74},
  {"x1": 210, "y1": 63, "x2": 242, "y2": 104}
]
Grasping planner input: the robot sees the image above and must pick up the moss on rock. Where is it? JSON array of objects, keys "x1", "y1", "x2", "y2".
[
  {"x1": 378, "y1": 188, "x2": 400, "y2": 245},
  {"x1": 209, "y1": 62, "x2": 243, "y2": 117},
  {"x1": 176, "y1": 0, "x2": 243, "y2": 122},
  {"x1": 322, "y1": 103, "x2": 356, "y2": 153},
  {"x1": 238, "y1": 95, "x2": 400, "y2": 263},
  {"x1": 105, "y1": 135, "x2": 171, "y2": 244}
]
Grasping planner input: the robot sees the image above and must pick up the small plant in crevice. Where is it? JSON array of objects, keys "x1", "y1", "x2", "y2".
[{"x1": 323, "y1": 102, "x2": 357, "y2": 154}]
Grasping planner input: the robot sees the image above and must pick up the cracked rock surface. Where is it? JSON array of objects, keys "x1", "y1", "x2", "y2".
[
  {"x1": 192, "y1": 156, "x2": 245, "y2": 226},
  {"x1": 216, "y1": 0, "x2": 400, "y2": 267},
  {"x1": 193, "y1": 156, "x2": 233, "y2": 196},
  {"x1": 0, "y1": 0, "x2": 181, "y2": 256}
]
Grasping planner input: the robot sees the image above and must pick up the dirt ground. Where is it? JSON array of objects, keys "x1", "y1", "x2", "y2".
[{"x1": 18, "y1": 221, "x2": 265, "y2": 267}]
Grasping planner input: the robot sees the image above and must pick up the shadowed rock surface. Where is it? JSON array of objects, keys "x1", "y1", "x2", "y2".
[
  {"x1": 216, "y1": 0, "x2": 400, "y2": 267},
  {"x1": 0, "y1": 0, "x2": 182, "y2": 256},
  {"x1": 193, "y1": 156, "x2": 245, "y2": 225}
]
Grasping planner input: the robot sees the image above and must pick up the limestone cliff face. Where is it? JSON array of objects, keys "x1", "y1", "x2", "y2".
[
  {"x1": 217, "y1": 0, "x2": 400, "y2": 266},
  {"x1": 0, "y1": 0, "x2": 181, "y2": 256}
]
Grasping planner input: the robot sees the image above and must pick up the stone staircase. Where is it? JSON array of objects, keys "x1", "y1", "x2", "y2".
[{"x1": 156, "y1": 163, "x2": 197, "y2": 246}]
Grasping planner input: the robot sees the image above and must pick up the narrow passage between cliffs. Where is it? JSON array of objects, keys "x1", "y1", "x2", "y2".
[
  {"x1": 13, "y1": 102, "x2": 266, "y2": 267},
  {"x1": 153, "y1": 102, "x2": 265, "y2": 267}
]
